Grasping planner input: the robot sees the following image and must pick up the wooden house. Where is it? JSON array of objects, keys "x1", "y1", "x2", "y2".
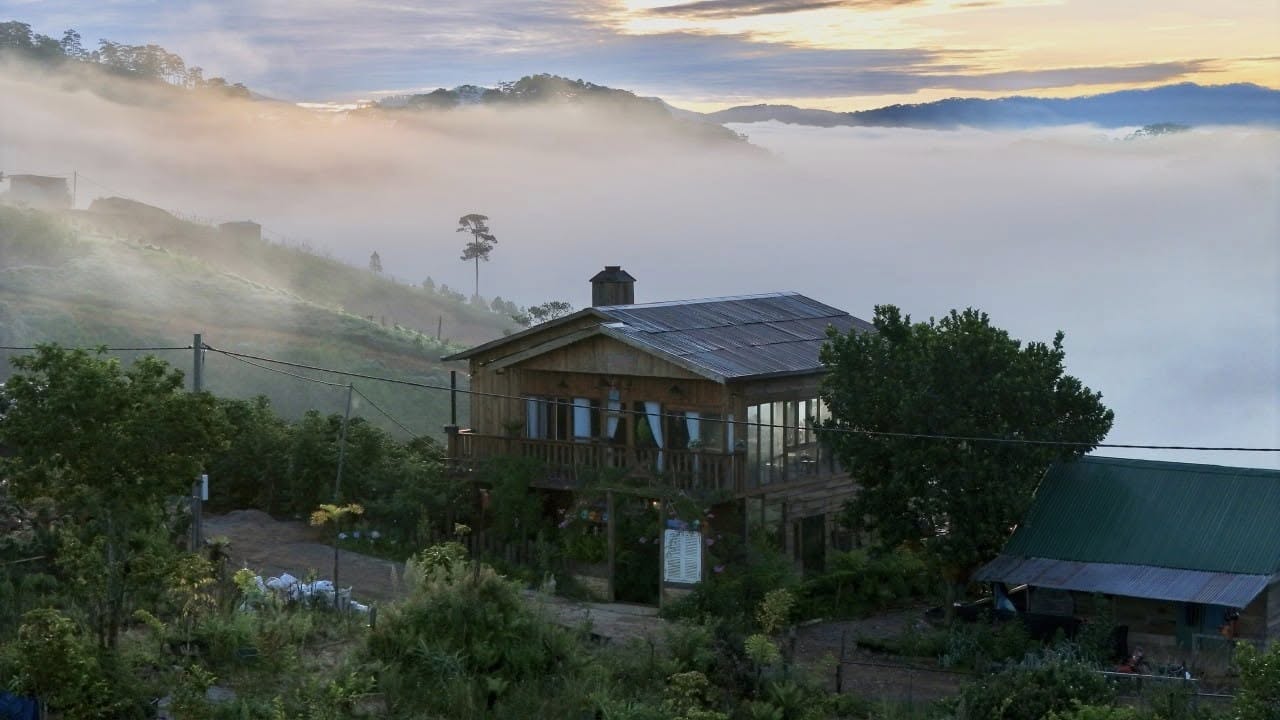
[
  {"x1": 975, "y1": 456, "x2": 1280, "y2": 658},
  {"x1": 441, "y1": 266, "x2": 871, "y2": 571}
]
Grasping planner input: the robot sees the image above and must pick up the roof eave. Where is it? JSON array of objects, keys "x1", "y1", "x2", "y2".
[{"x1": 440, "y1": 308, "x2": 611, "y2": 362}]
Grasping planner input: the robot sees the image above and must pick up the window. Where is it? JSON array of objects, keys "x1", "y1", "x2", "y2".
[
  {"x1": 524, "y1": 396, "x2": 574, "y2": 441},
  {"x1": 746, "y1": 397, "x2": 826, "y2": 485}
]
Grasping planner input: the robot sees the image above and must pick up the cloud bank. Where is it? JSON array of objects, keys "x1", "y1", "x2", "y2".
[{"x1": 1, "y1": 60, "x2": 1276, "y2": 468}]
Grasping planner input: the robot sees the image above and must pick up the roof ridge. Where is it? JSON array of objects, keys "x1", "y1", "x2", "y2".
[{"x1": 1080, "y1": 455, "x2": 1280, "y2": 477}]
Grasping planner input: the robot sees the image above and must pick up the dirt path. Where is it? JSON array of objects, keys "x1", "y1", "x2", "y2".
[
  {"x1": 204, "y1": 510, "x2": 668, "y2": 643},
  {"x1": 204, "y1": 510, "x2": 406, "y2": 604}
]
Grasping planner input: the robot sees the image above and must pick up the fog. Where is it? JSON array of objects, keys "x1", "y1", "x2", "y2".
[{"x1": 2, "y1": 59, "x2": 1277, "y2": 468}]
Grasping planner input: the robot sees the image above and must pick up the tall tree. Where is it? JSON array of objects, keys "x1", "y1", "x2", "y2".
[
  {"x1": 456, "y1": 213, "x2": 497, "y2": 299},
  {"x1": 820, "y1": 306, "x2": 1113, "y2": 614},
  {"x1": 0, "y1": 346, "x2": 227, "y2": 648},
  {"x1": 369, "y1": 250, "x2": 382, "y2": 273}
]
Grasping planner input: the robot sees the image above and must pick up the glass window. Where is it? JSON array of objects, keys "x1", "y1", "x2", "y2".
[{"x1": 525, "y1": 396, "x2": 573, "y2": 441}]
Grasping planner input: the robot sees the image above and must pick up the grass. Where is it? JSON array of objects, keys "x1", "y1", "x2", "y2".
[{"x1": 0, "y1": 205, "x2": 511, "y2": 437}]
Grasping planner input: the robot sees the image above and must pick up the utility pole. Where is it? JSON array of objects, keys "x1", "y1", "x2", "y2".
[
  {"x1": 449, "y1": 370, "x2": 457, "y2": 426},
  {"x1": 333, "y1": 383, "x2": 354, "y2": 502},
  {"x1": 332, "y1": 383, "x2": 354, "y2": 605},
  {"x1": 190, "y1": 333, "x2": 205, "y2": 552},
  {"x1": 72, "y1": 171, "x2": 77, "y2": 209}
]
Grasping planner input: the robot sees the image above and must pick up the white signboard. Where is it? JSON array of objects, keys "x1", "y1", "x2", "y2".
[{"x1": 663, "y1": 529, "x2": 702, "y2": 585}]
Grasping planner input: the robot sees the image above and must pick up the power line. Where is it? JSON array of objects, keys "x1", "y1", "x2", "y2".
[
  {"x1": 215, "y1": 349, "x2": 350, "y2": 388},
  {"x1": 352, "y1": 386, "x2": 421, "y2": 439},
  {"x1": 200, "y1": 344, "x2": 1280, "y2": 453},
  {"x1": 0, "y1": 345, "x2": 192, "y2": 352},
  {"x1": 210, "y1": 347, "x2": 422, "y2": 438}
]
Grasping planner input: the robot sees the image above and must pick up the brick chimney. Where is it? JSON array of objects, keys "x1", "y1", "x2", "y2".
[{"x1": 590, "y1": 265, "x2": 635, "y2": 307}]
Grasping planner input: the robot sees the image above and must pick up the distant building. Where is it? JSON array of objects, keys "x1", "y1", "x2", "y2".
[
  {"x1": 218, "y1": 221, "x2": 262, "y2": 244},
  {"x1": 2, "y1": 173, "x2": 72, "y2": 209},
  {"x1": 975, "y1": 456, "x2": 1280, "y2": 656}
]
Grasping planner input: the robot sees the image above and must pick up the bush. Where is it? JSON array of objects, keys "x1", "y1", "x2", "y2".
[
  {"x1": 940, "y1": 620, "x2": 1038, "y2": 671},
  {"x1": 949, "y1": 647, "x2": 1113, "y2": 720},
  {"x1": 363, "y1": 544, "x2": 589, "y2": 717},
  {"x1": 797, "y1": 547, "x2": 932, "y2": 620},
  {"x1": 1233, "y1": 641, "x2": 1280, "y2": 720}
]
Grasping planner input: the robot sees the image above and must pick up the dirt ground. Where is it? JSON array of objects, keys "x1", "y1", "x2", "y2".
[
  {"x1": 204, "y1": 510, "x2": 406, "y2": 604},
  {"x1": 203, "y1": 510, "x2": 666, "y2": 643}
]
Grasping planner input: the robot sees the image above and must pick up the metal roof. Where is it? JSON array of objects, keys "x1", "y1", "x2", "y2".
[
  {"x1": 596, "y1": 292, "x2": 871, "y2": 381},
  {"x1": 974, "y1": 555, "x2": 1273, "y2": 609},
  {"x1": 443, "y1": 292, "x2": 870, "y2": 382},
  {"x1": 998, "y1": 456, "x2": 1280, "y2": 576}
]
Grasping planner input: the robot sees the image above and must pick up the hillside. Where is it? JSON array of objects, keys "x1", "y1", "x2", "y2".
[
  {"x1": 708, "y1": 82, "x2": 1280, "y2": 129},
  {"x1": 366, "y1": 73, "x2": 750, "y2": 148},
  {"x1": 0, "y1": 203, "x2": 515, "y2": 436}
]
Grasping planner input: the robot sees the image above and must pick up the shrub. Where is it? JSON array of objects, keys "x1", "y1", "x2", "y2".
[
  {"x1": 797, "y1": 547, "x2": 932, "y2": 620},
  {"x1": 940, "y1": 620, "x2": 1038, "y2": 671},
  {"x1": 363, "y1": 544, "x2": 588, "y2": 717},
  {"x1": 949, "y1": 647, "x2": 1113, "y2": 720},
  {"x1": 1233, "y1": 641, "x2": 1280, "y2": 720}
]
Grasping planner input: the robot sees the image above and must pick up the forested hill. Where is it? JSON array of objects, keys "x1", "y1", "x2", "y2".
[
  {"x1": 0, "y1": 20, "x2": 747, "y2": 149},
  {"x1": 367, "y1": 74, "x2": 748, "y2": 147},
  {"x1": 0, "y1": 203, "x2": 515, "y2": 437}
]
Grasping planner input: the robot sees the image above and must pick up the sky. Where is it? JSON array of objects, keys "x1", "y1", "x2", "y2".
[{"x1": 4, "y1": 0, "x2": 1278, "y2": 110}]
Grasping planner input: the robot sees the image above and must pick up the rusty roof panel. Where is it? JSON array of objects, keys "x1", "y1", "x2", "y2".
[{"x1": 974, "y1": 555, "x2": 1273, "y2": 609}]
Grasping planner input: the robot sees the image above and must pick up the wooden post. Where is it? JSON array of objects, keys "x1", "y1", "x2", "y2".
[
  {"x1": 449, "y1": 370, "x2": 457, "y2": 426},
  {"x1": 657, "y1": 498, "x2": 665, "y2": 610},
  {"x1": 606, "y1": 491, "x2": 616, "y2": 602}
]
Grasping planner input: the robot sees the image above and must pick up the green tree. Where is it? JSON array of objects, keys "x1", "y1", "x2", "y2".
[
  {"x1": 819, "y1": 306, "x2": 1113, "y2": 612},
  {"x1": 0, "y1": 346, "x2": 227, "y2": 648},
  {"x1": 457, "y1": 213, "x2": 497, "y2": 299}
]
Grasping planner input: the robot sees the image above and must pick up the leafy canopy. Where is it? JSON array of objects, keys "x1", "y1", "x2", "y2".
[{"x1": 819, "y1": 305, "x2": 1114, "y2": 580}]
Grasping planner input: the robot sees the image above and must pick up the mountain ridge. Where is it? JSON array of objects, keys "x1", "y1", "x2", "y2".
[{"x1": 706, "y1": 82, "x2": 1280, "y2": 129}]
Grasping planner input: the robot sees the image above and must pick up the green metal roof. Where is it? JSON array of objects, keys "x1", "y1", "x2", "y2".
[{"x1": 1003, "y1": 456, "x2": 1280, "y2": 575}]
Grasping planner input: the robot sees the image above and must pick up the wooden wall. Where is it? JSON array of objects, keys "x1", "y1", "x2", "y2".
[
  {"x1": 518, "y1": 334, "x2": 705, "y2": 380},
  {"x1": 1053, "y1": 590, "x2": 1271, "y2": 650}
]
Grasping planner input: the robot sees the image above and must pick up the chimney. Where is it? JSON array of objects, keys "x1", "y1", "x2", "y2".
[{"x1": 590, "y1": 265, "x2": 636, "y2": 307}]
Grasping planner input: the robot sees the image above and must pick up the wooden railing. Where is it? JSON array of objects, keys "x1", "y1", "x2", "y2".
[{"x1": 448, "y1": 432, "x2": 745, "y2": 494}]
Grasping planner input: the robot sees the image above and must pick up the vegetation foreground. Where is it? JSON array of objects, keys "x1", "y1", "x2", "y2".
[{"x1": 1, "y1": 347, "x2": 1277, "y2": 719}]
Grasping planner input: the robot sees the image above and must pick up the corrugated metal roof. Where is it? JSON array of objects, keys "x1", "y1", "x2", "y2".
[
  {"x1": 1001, "y1": 456, "x2": 1280, "y2": 575},
  {"x1": 598, "y1": 292, "x2": 871, "y2": 380},
  {"x1": 973, "y1": 555, "x2": 1273, "y2": 609}
]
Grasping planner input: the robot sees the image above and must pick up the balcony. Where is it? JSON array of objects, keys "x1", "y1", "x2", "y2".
[
  {"x1": 447, "y1": 431, "x2": 746, "y2": 495},
  {"x1": 446, "y1": 431, "x2": 847, "y2": 498}
]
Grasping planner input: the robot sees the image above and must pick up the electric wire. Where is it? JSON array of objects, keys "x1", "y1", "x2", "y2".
[
  {"x1": 215, "y1": 350, "x2": 350, "y2": 389},
  {"x1": 200, "y1": 345, "x2": 1280, "y2": 453},
  {"x1": 0, "y1": 345, "x2": 193, "y2": 351},
  {"x1": 5, "y1": 342, "x2": 1273, "y2": 452},
  {"x1": 351, "y1": 385, "x2": 421, "y2": 439}
]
